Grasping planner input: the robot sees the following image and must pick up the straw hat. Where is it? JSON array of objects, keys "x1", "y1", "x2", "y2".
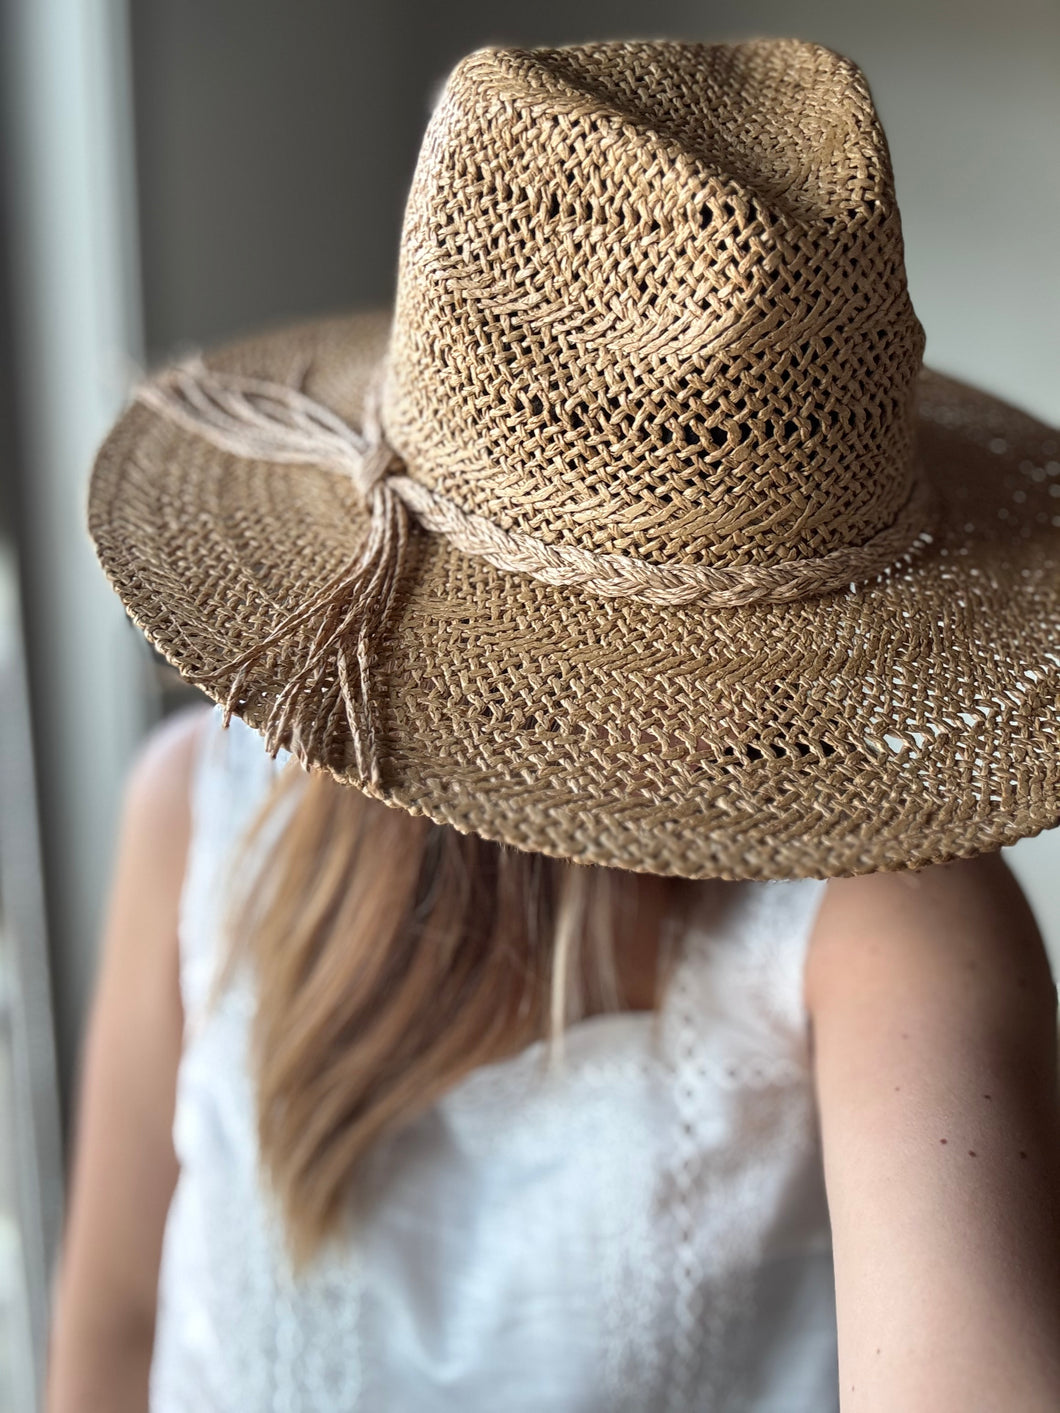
[{"x1": 89, "y1": 38, "x2": 1060, "y2": 880}]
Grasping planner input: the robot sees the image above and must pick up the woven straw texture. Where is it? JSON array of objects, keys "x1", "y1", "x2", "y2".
[{"x1": 89, "y1": 40, "x2": 1060, "y2": 880}]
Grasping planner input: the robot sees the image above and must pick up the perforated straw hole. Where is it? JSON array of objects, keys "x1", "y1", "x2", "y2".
[{"x1": 718, "y1": 734, "x2": 838, "y2": 766}]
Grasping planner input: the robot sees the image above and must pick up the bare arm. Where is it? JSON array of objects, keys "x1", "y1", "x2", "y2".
[
  {"x1": 46, "y1": 706, "x2": 209, "y2": 1413},
  {"x1": 806, "y1": 852, "x2": 1060, "y2": 1411}
]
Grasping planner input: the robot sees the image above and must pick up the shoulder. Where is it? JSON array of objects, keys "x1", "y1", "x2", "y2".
[
  {"x1": 124, "y1": 703, "x2": 213, "y2": 802},
  {"x1": 117, "y1": 704, "x2": 214, "y2": 866},
  {"x1": 93, "y1": 707, "x2": 216, "y2": 1034},
  {"x1": 805, "y1": 852, "x2": 1057, "y2": 1029}
]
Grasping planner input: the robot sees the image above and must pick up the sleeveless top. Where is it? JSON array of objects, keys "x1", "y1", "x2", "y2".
[{"x1": 150, "y1": 711, "x2": 839, "y2": 1412}]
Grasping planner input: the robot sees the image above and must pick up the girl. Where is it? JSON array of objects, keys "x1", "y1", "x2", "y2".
[{"x1": 48, "y1": 38, "x2": 1060, "y2": 1411}]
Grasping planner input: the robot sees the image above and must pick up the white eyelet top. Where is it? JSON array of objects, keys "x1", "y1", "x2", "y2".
[{"x1": 150, "y1": 711, "x2": 839, "y2": 1412}]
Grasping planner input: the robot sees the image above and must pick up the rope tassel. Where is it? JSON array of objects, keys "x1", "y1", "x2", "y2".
[
  {"x1": 229, "y1": 480, "x2": 408, "y2": 784},
  {"x1": 136, "y1": 358, "x2": 409, "y2": 786}
]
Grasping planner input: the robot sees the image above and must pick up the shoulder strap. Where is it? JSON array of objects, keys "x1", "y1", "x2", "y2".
[
  {"x1": 664, "y1": 877, "x2": 827, "y2": 1066},
  {"x1": 176, "y1": 709, "x2": 288, "y2": 1031}
]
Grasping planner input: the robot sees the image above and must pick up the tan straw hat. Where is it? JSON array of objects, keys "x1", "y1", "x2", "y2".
[{"x1": 89, "y1": 38, "x2": 1060, "y2": 880}]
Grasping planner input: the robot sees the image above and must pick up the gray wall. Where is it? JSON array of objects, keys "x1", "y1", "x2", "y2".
[
  {"x1": 129, "y1": 0, "x2": 1060, "y2": 947},
  {"x1": 131, "y1": 0, "x2": 1059, "y2": 423}
]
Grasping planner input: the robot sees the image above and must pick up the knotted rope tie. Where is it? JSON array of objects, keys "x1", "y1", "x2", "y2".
[
  {"x1": 135, "y1": 357, "x2": 937, "y2": 783},
  {"x1": 136, "y1": 359, "x2": 408, "y2": 784}
]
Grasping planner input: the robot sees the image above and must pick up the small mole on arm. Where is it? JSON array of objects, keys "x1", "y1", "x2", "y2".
[
  {"x1": 983, "y1": 1094, "x2": 992, "y2": 1100},
  {"x1": 1020, "y1": 1151, "x2": 1028, "y2": 1159},
  {"x1": 968, "y1": 1151, "x2": 977, "y2": 1157},
  {"x1": 940, "y1": 1138, "x2": 948, "y2": 1144}
]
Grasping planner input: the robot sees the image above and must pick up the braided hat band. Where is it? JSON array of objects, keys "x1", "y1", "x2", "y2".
[
  {"x1": 138, "y1": 361, "x2": 937, "y2": 611},
  {"x1": 89, "y1": 39, "x2": 1060, "y2": 880}
]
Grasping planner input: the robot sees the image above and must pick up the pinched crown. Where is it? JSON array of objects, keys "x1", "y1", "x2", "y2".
[{"x1": 382, "y1": 39, "x2": 927, "y2": 572}]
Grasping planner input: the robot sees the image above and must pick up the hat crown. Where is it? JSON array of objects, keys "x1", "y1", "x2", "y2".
[{"x1": 382, "y1": 39, "x2": 926, "y2": 570}]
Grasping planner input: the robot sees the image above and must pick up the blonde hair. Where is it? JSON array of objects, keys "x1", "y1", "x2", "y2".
[{"x1": 227, "y1": 765, "x2": 690, "y2": 1266}]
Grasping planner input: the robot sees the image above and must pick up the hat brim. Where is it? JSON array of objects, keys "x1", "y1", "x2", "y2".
[{"x1": 89, "y1": 310, "x2": 1060, "y2": 879}]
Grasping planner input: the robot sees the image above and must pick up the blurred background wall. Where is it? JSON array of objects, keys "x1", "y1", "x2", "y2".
[{"x1": 0, "y1": 0, "x2": 1057, "y2": 1404}]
